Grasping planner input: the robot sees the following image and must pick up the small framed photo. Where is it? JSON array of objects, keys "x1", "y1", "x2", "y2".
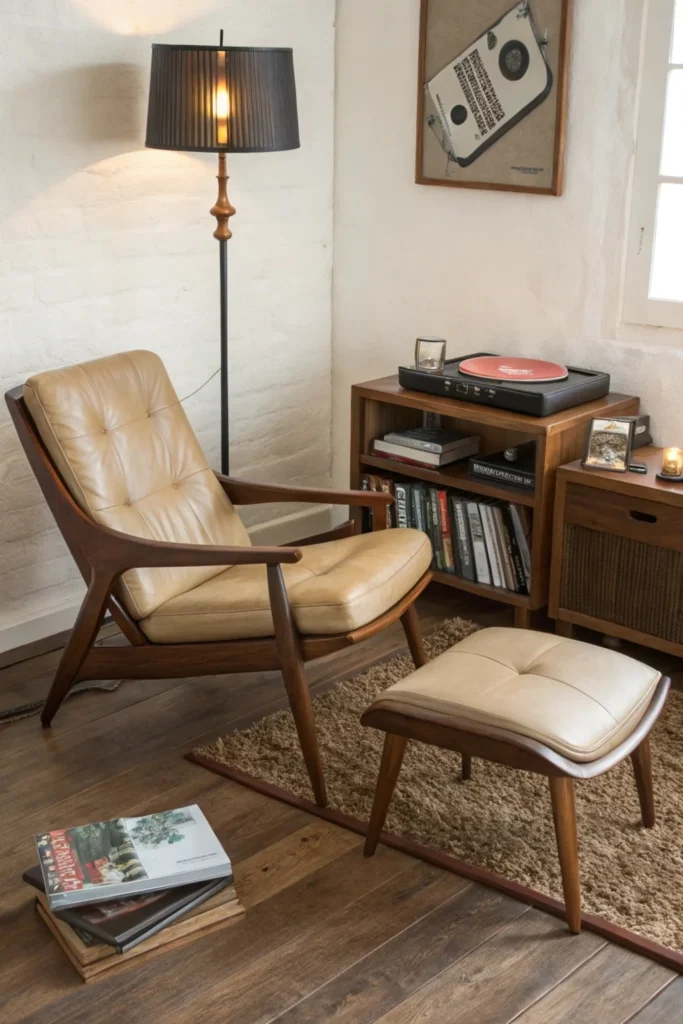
[{"x1": 582, "y1": 418, "x2": 634, "y2": 473}]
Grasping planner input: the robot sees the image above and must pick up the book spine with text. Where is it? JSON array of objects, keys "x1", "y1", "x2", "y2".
[
  {"x1": 479, "y1": 505, "x2": 503, "y2": 588},
  {"x1": 437, "y1": 490, "x2": 455, "y2": 573},
  {"x1": 492, "y1": 505, "x2": 517, "y2": 591},
  {"x1": 466, "y1": 502, "x2": 491, "y2": 584},
  {"x1": 451, "y1": 496, "x2": 474, "y2": 581},
  {"x1": 469, "y1": 462, "x2": 535, "y2": 491},
  {"x1": 394, "y1": 483, "x2": 410, "y2": 529},
  {"x1": 503, "y1": 505, "x2": 529, "y2": 595},
  {"x1": 509, "y1": 504, "x2": 532, "y2": 590}
]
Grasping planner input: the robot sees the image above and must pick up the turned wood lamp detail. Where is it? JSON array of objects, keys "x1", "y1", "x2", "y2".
[{"x1": 145, "y1": 34, "x2": 300, "y2": 473}]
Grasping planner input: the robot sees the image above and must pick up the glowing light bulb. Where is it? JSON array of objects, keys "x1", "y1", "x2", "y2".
[{"x1": 216, "y1": 51, "x2": 229, "y2": 146}]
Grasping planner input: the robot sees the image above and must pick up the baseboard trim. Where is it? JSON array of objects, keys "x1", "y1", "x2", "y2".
[{"x1": 0, "y1": 505, "x2": 340, "y2": 660}]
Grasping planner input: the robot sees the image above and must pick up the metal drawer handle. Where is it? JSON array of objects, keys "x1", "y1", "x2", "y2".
[{"x1": 629, "y1": 509, "x2": 657, "y2": 524}]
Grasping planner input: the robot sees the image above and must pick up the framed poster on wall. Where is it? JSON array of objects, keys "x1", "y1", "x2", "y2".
[{"x1": 416, "y1": 0, "x2": 572, "y2": 195}]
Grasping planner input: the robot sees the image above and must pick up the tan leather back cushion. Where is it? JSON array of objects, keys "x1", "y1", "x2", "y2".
[{"x1": 24, "y1": 350, "x2": 251, "y2": 620}]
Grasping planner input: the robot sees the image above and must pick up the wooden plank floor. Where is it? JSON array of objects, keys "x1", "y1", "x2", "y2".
[{"x1": 0, "y1": 584, "x2": 681, "y2": 1024}]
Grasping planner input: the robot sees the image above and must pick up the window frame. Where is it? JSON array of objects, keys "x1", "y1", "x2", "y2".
[{"x1": 623, "y1": 0, "x2": 683, "y2": 329}]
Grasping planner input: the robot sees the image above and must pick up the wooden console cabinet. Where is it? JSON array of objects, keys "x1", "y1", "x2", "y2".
[
  {"x1": 550, "y1": 446, "x2": 683, "y2": 656},
  {"x1": 350, "y1": 374, "x2": 639, "y2": 628}
]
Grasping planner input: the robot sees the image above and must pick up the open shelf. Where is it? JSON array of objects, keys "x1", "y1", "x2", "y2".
[
  {"x1": 351, "y1": 373, "x2": 639, "y2": 623},
  {"x1": 360, "y1": 454, "x2": 536, "y2": 507},
  {"x1": 432, "y1": 570, "x2": 532, "y2": 608}
]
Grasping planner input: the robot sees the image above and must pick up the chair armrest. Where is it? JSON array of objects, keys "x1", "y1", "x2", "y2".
[
  {"x1": 85, "y1": 521, "x2": 302, "y2": 573},
  {"x1": 215, "y1": 474, "x2": 394, "y2": 509}
]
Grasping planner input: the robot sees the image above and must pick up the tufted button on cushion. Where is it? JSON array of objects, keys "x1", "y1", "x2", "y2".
[
  {"x1": 24, "y1": 350, "x2": 251, "y2": 620},
  {"x1": 373, "y1": 627, "x2": 662, "y2": 762},
  {"x1": 140, "y1": 528, "x2": 432, "y2": 641}
]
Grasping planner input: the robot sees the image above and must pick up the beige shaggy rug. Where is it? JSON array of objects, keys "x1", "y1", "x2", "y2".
[{"x1": 193, "y1": 619, "x2": 683, "y2": 955}]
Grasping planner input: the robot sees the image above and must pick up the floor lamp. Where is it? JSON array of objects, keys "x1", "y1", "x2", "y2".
[{"x1": 145, "y1": 40, "x2": 300, "y2": 474}]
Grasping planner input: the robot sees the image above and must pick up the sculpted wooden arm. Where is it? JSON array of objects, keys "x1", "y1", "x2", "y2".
[
  {"x1": 215, "y1": 473, "x2": 394, "y2": 509},
  {"x1": 67, "y1": 515, "x2": 301, "y2": 574}
]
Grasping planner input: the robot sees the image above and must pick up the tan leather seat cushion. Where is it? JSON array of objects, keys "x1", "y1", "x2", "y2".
[
  {"x1": 140, "y1": 529, "x2": 432, "y2": 641},
  {"x1": 374, "y1": 627, "x2": 661, "y2": 762},
  {"x1": 24, "y1": 351, "x2": 251, "y2": 620}
]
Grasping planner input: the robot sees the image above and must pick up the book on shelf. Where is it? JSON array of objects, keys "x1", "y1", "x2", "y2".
[
  {"x1": 361, "y1": 465, "x2": 532, "y2": 596},
  {"x1": 382, "y1": 426, "x2": 480, "y2": 456},
  {"x1": 34, "y1": 882, "x2": 244, "y2": 982},
  {"x1": 35, "y1": 805, "x2": 233, "y2": 911},
  {"x1": 450, "y1": 496, "x2": 475, "y2": 582},
  {"x1": 360, "y1": 474, "x2": 396, "y2": 531},
  {"x1": 467, "y1": 500, "x2": 492, "y2": 585},
  {"x1": 468, "y1": 442, "x2": 536, "y2": 492},
  {"x1": 372, "y1": 437, "x2": 479, "y2": 468}
]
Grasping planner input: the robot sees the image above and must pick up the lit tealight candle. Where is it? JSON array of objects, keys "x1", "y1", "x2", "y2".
[{"x1": 661, "y1": 447, "x2": 683, "y2": 478}]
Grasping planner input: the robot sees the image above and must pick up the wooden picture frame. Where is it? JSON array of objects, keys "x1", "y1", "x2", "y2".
[
  {"x1": 582, "y1": 417, "x2": 635, "y2": 474},
  {"x1": 416, "y1": 0, "x2": 573, "y2": 195}
]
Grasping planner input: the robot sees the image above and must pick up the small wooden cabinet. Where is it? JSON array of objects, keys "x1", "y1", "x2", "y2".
[
  {"x1": 350, "y1": 374, "x2": 639, "y2": 627},
  {"x1": 550, "y1": 447, "x2": 683, "y2": 656}
]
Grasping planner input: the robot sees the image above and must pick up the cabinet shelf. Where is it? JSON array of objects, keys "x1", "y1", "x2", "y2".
[
  {"x1": 359, "y1": 454, "x2": 536, "y2": 507},
  {"x1": 431, "y1": 571, "x2": 532, "y2": 609}
]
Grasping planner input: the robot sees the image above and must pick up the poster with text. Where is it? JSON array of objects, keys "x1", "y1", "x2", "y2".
[{"x1": 417, "y1": 0, "x2": 572, "y2": 194}]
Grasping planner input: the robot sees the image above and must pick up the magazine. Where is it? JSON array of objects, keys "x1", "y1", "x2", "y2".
[{"x1": 35, "y1": 805, "x2": 232, "y2": 910}]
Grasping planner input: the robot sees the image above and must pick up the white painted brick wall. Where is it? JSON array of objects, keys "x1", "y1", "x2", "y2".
[{"x1": 0, "y1": 0, "x2": 335, "y2": 643}]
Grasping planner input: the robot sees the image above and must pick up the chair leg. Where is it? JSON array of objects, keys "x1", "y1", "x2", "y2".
[
  {"x1": 267, "y1": 565, "x2": 327, "y2": 808},
  {"x1": 364, "y1": 733, "x2": 407, "y2": 858},
  {"x1": 461, "y1": 753, "x2": 472, "y2": 781},
  {"x1": 42, "y1": 573, "x2": 114, "y2": 728},
  {"x1": 400, "y1": 602, "x2": 427, "y2": 669},
  {"x1": 548, "y1": 775, "x2": 581, "y2": 934},
  {"x1": 631, "y1": 736, "x2": 655, "y2": 828}
]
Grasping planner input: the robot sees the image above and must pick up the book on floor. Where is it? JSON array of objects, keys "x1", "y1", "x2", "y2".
[
  {"x1": 35, "y1": 805, "x2": 233, "y2": 911},
  {"x1": 23, "y1": 865, "x2": 230, "y2": 954},
  {"x1": 34, "y1": 882, "x2": 244, "y2": 982}
]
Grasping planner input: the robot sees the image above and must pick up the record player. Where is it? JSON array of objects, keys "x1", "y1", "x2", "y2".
[{"x1": 398, "y1": 353, "x2": 611, "y2": 417}]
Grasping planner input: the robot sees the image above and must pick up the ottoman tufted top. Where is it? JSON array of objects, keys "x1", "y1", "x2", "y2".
[{"x1": 374, "y1": 627, "x2": 661, "y2": 762}]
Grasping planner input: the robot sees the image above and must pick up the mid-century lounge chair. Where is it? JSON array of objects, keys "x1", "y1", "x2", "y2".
[{"x1": 6, "y1": 351, "x2": 432, "y2": 806}]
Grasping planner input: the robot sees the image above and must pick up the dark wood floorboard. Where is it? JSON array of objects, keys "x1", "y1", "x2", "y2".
[{"x1": 0, "y1": 583, "x2": 680, "y2": 1024}]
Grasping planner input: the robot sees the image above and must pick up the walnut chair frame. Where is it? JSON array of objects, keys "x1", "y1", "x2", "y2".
[
  {"x1": 6, "y1": 388, "x2": 431, "y2": 808},
  {"x1": 361, "y1": 674, "x2": 670, "y2": 934}
]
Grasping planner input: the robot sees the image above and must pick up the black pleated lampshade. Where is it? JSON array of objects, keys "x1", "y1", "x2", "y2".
[{"x1": 145, "y1": 45, "x2": 300, "y2": 154}]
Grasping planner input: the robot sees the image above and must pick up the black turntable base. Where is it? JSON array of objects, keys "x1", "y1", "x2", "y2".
[{"x1": 398, "y1": 353, "x2": 611, "y2": 417}]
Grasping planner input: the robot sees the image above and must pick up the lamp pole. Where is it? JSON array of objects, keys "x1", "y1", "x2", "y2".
[{"x1": 210, "y1": 152, "x2": 236, "y2": 475}]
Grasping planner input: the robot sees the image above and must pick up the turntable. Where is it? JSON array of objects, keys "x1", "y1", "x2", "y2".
[{"x1": 398, "y1": 353, "x2": 611, "y2": 417}]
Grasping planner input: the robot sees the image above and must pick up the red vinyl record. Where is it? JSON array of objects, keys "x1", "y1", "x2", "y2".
[{"x1": 459, "y1": 356, "x2": 569, "y2": 383}]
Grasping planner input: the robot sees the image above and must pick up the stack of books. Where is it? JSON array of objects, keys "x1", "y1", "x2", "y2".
[
  {"x1": 389, "y1": 481, "x2": 532, "y2": 594},
  {"x1": 371, "y1": 427, "x2": 480, "y2": 469},
  {"x1": 26, "y1": 805, "x2": 243, "y2": 982}
]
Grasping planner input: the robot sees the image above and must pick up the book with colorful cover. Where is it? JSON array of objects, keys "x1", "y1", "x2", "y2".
[{"x1": 35, "y1": 805, "x2": 232, "y2": 911}]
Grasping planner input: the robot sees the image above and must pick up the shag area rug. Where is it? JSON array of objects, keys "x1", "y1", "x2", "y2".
[{"x1": 192, "y1": 618, "x2": 683, "y2": 955}]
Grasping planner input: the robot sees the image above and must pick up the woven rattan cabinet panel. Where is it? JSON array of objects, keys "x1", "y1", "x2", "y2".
[
  {"x1": 550, "y1": 448, "x2": 683, "y2": 658},
  {"x1": 561, "y1": 524, "x2": 683, "y2": 644}
]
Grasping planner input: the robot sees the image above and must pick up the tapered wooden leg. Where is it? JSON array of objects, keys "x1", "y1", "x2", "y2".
[
  {"x1": 548, "y1": 775, "x2": 581, "y2": 934},
  {"x1": 364, "y1": 733, "x2": 407, "y2": 857},
  {"x1": 42, "y1": 573, "x2": 115, "y2": 727},
  {"x1": 514, "y1": 606, "x2": 532, "y2": 630},
  {"x1": 461, "y1": 753, "x2": 472, "y2": 781},
  {"x1": 631, "y1": 736, "x2": 655, "y2": 828},
  {"x1": 400, "y1": 602, "x2": 427, "y2": 668},
  {"x1": 268, "y1": 565, "x2": 327, "y2": 807},
  {"x1": 555, "y1": 620, "x2": 575, "y2": 639}
]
